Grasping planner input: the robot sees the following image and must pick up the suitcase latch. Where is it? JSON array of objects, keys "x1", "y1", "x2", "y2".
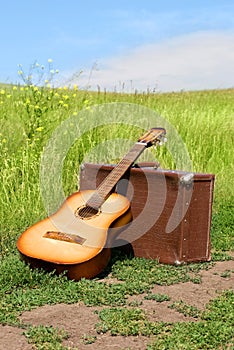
[{"x1": 180, "y1": 173, "x2": 194, "y2": 186}]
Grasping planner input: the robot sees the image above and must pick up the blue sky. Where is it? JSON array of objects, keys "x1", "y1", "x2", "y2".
[{"x1": 1, "y1": 0, "x2": 234, "y2": 91}]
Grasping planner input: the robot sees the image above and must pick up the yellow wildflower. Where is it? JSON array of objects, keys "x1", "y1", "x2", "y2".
[
  {"x1": 0, "y1": 89, "x2": 5, "y2": 95},
  {"x1": 48, "y1": 58, "x2": 53, "y2": 63},
  {"x1": 36, "y1": 126, "x2": 44, "y2": 132}
]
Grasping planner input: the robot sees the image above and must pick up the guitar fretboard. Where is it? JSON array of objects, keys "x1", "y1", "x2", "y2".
[{"x1": 86, "y1": 142, "x2": 146, "y2": 209}]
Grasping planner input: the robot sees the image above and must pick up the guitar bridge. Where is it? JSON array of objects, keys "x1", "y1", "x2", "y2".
[{"x1": 43, "y1": 231, "x2": 86, "y2": 245}]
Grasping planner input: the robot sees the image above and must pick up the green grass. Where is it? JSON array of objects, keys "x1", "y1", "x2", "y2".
[
  {"x1": 144, "y1": 293, "x2": 171, "y2": 302},
  {"x1": 0, "y1": 252, "x2": 212, "y2": 325},
  {"x1": 96, "y1": 290, "x2": 234, "y2": 349},
  {"x1": 95, "y1": 307, "x2": 164, "y2": 336},
  {"x1": 23, "y1": 325, "x2": 72, "y2": 350},
  {"x1": 168, "y1": 300, "x2": 201, "y2": 318},
  {"x1": 149, "y1": 289, "x2": 234, "y2": 349},
  {"x1": 0, "y1": 83, "x2": 233, "y2": 348}
]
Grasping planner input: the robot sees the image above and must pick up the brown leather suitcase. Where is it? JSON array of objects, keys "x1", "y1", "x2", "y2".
[{"x1": 79, "y1": 162, "x2": 215, "y2": 265}]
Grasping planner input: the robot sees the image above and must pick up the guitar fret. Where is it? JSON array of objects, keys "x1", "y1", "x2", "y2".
[{"x1": 87, "y1": 143, "x2": 146, "y2": 208}]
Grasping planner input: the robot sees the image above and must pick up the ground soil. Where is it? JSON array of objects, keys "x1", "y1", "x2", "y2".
[{"x1": 0, "y1": 257, "x2": 233, "y2": 350}]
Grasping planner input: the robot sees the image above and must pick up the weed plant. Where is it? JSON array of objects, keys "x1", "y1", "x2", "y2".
[{"x1": 23, "y1": 325, "x2": 71, "y2": 350}]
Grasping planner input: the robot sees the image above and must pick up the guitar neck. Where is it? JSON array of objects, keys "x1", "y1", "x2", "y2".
[{"x1": 86, "y1": 142, "x2": 146, "y2": 209}]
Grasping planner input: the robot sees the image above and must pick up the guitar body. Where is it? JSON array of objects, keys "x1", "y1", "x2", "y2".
[{"x1": 17, "y1": 190, "x2": 131, "y2": 280}]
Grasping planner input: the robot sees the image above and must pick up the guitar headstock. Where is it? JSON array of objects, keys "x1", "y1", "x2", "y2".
[{"x1": 138, "y1": 128, "x2": 167, "y2": 148}]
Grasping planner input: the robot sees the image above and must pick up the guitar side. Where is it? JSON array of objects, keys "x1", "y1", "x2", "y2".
[{"x1": 17, "y1": 190, "x2": 131, "y2": 280}]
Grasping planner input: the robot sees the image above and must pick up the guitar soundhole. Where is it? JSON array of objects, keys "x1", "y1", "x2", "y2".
[{"x1": 75, "y1": 205, "x2": 100, "y2": 220}]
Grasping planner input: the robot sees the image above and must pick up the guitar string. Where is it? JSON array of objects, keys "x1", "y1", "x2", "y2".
[
  {"x1": 79, "y1": 130, "x2": 165, "y2": 218},
  {"x1": 76, "y1": 130, "x2": 165, "y2": 217},
  {"x1": 80, "y1": 144, "x2": 146, "y2": 218},
  {"x1": 93, "y1": 146, "x2": 144, "y2": 196},
  {"x1": 81, "y1": 158, "x2": 134, "y2": 217},
  {"x1": 80, "y1": 133, "x2": 165, "y2": 218}
]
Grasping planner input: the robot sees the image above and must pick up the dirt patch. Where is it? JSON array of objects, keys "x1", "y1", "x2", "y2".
[
  {"x1": 1, "y1": 259, "x2": 233, "y2": 350},
  {"x1": 130, "y1": 259, "x2": 234, "y2": 324},
  {"x1": 0, "y1": 325, "x2": 32, "y2": 350}
]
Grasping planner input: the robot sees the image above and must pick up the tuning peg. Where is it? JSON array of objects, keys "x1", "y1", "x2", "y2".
[{"x1": 158, "y1": 137, "x2": 167, "y2": 146}]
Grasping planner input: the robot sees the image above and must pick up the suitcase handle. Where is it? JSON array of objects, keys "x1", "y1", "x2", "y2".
[{"x1": 133, "y1": 161, "x2": 160, "y2": 170}]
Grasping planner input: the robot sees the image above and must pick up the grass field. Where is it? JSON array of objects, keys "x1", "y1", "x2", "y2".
[{"x1": 0, "y1": 82, "x2": 233, "y2": 349}]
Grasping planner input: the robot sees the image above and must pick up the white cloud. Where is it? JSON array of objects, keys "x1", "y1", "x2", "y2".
[{"x1": 67, "y1": 30, "x2": 234, "y2": 92}]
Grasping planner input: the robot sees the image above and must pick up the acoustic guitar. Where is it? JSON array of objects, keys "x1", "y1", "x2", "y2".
[{"x1": 17, "y1": 127, "x2": 166, "y2": 280}]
